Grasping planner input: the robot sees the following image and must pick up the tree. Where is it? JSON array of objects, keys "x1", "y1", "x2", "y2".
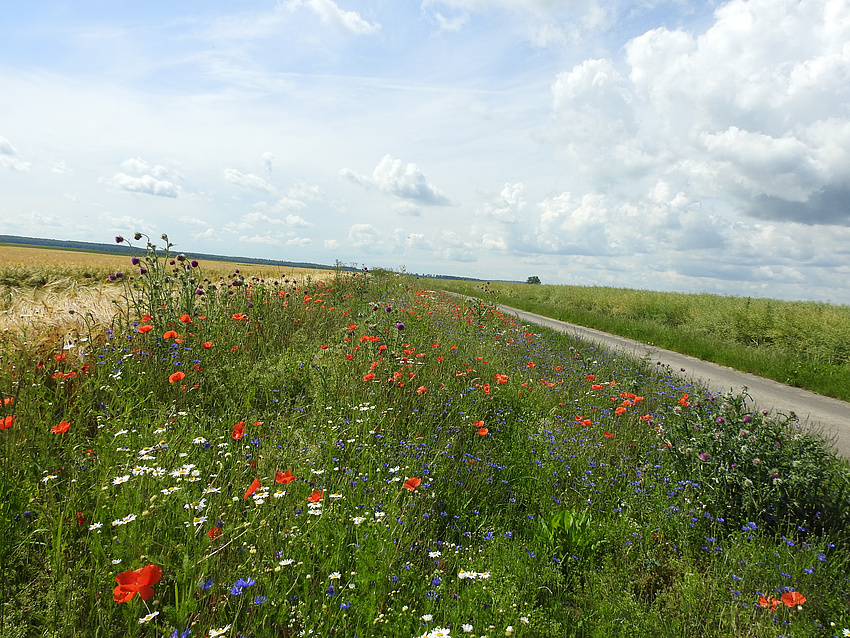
[{"x1": 526, "y1": 276, "x2": 541, "y2": 284}]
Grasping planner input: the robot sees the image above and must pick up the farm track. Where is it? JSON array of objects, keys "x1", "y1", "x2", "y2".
[{"x1": 497, "y1": 303, "x2": 850, "y2": 459}]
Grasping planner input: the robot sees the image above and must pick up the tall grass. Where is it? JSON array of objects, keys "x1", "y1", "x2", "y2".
[
  {"x1": 2, "y1": 236, "x2": 850, "y2": 637},
  {"x1": 429, "y1": 280, "x2": 850, "y2": 402}
]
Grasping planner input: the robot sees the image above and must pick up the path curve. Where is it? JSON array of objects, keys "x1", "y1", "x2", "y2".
[{"x1": 497, "y1": 303, "x2": 850, "y2": 459}]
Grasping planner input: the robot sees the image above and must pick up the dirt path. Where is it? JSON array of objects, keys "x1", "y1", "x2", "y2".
[{"x1": 497, "y1": 303, "x2": 850, "y2": 459}]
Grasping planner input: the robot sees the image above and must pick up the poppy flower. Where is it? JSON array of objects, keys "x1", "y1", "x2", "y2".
[
  {"x1": 202, "y1": 342, "x2": 213, "y2": 349},
  {"x1": 363, "y1": 372, "x2": 375, "y2": 382},
  {"x1": 758, "y1": 595, "x2": 781, "y2": 610},
  {"x1": 137, "y1": 325, "x2": 153, "y2": 333},
  {"x1": 307, "y1": 489, "x2": 324, "y2": 503},
  {"x1": 526, "y1": 362, "x2": 535, "y2": 368},
  {"x1": 275, "y1": 470, "x2": 296, "y2": 484},
  {"x1": 416, "y1": 386, "x2": 428, "y2": 394},
  {"x1": 179, "y1": 314, "x2": 192, "y2": 323},
  {"x1": 603, "y1": 432, "x2": 614, "y2": 438},
  {"x1": 113, "y1": 564, "x2": 162, "y2": 603},
  {"x1": 477, "y1": 427, "x2": 488, "y2": 436},
  {"x1": 244, "y1": 478, "x2": 261, "y2": 500},
  {"x1": 1, "y1": 415, "x2": 15, "y2": 429},
  {"x1": 586, "y1": 374, "x2": 595, "y2": 381},
  {"x1": 51, "y1": 420, "x2": 71, "y2": 434},
  {"x1": 232, "y1": 421, "x2": 245, "y2": 440},
  {"x1": 781, "y1": 591, "x2": 806, "y2": 607},
  {"x1": 207, "y1": 526, "x2": 222, "y2": 539},
  {"x1": 168, "y1": 371, "x2": 186, "y2": 383},
  {"x1": 162, "y1": 330, "x2": 178, "y2": 339},
  {"x1": 3, "y1": 397, "x2": 13, "y2": 406},
  {"x1": 403, "y1": 477, "x2": 421, "y2": 491}
]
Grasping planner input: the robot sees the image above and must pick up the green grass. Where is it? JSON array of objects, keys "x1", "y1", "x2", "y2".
[
  {"x1": 427, "y1": 280, "x2": 850, "y2": 402},
  {"x1": 2, "y1": 235, "x2": 850, "y2": 638}
]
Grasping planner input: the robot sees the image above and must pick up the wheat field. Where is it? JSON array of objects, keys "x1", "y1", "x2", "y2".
[{"x1": 0, "y1": 244, "x2": 332, "y2": 354}]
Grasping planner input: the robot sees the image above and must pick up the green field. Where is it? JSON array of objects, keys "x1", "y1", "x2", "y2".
[
  {"x1": 427, "y1": 280, "x2": 850, "y2": 403},
  {"x1": 2, "y1": 237, "x2": 850, "y2": 637}
]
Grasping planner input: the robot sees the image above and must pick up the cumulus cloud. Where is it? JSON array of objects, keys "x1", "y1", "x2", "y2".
[
  {"x1": 393, "y1": 201, "x2": 422, "y2": 217},
  {"x1": 477, "y1": 182, "x2": 527, "y2": 223},
  {"x1": 262, "y1": 151, "x2": 274, "y2": 173},
  {"x1": 341, "y1": 155, "x2": 451, "y2": 205},
  {"x1": 287, "y1": 181, "x2": 324, "y2": 202},
  {"x1": 223, "y1": 168, "x2": 277, "y2": 193},
  {"x1": 284, "y1": 0, "x2": 380, "y2": 35},
  {"x1": 0, "y1": 136, "x2": 32, "y2": 171},
  {"x1": 110, "y1": 173, "x2": 179, "y2": 198}
]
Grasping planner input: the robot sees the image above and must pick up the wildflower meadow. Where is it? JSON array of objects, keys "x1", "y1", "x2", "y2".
[{"x1": 2, "y1": 233, "x2": 849, "y2": 638}]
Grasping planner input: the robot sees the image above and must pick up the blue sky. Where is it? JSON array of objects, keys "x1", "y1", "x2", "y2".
[{"x1": 2, "y1": 0, "x2": 850, "y2": 303}]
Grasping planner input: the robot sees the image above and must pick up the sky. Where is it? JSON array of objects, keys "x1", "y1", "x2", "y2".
[{"x1": 2, "y1": 0, "x2": 850, "y2": 304}]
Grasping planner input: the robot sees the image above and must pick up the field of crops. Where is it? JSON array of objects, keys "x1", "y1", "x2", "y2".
[{"x1": 2, "y1": 237, "x2": 849, "y2": 637}]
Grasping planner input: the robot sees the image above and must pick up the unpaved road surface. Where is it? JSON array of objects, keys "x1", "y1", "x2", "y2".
[{"x1": 498, "y1": 303, "x2": 850, "y2": 459}]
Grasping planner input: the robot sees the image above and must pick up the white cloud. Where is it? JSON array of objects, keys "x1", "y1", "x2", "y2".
[
  {"x1": 179, "y1": 216, "x2": 209, "y2": 226},
  {"x1": 477, "y1": 182, "x2": 527, "y2": 223},
  {"x1": 194, "y1": 228, "x2": 221, "y2": 241},
  {"x1": 110, "y1": 173, "x2": 179, "y2": 198},
  {"x1": 324, "y1": 239, "x2": 341, "y2": 250},
  {"x1": 239, "y1": 234, "x2": 281, "y2": 246},
  {"x1": 287, "y1": 181, "x2": 323, "y2": 202},
  {"x1": 223, "y1": 168, "x2": 277, "y2": 193},
  {"x1": 342, "y1": 155, "x2": 451, "y2": 205},
  {"x1": 262, "y1": 151, "x2": 275, "y2": 174},
  {"x1": 348, "y1": 223, "x2": 381, "y2": 250},
  {"x1": 285, "y1": 236, "x2": 312, "y2": 246},
  {"x1": 121, "y1": 157, "x2": 170, "y2": 178},
  {"x1": 393, "y1": 201, "x2": 422, "y2": 217},
  {"x1": 284, "y1": 214, "x2": 312, "y2": 227},
  {"x1": 0, "y1": 136, "x2": 31, "y2": 171},
  {"x1": 284, "y1": 0, "x2": 380, "y2": 35}
]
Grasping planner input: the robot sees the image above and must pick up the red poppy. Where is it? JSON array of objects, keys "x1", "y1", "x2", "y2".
[
  {"x1": 603, "y1": 432, "x2": 614, "y2": 438},
  {"x1": 307, "y1": 489, "x2": 324, "y2": 503},
  {"x1": 275, "y1": 470, "x2": 296, "y2": 484},
  {"x1": 232, "y1": 421, "x2": 245, "y2": 440},
  {"x1": 472, "y1": 420, "x2": 484, "y2": 428},
  {"x1": 54, "y1": 352, "x2": 67, "y2": 362},
  {"x1": 179, "y1": 314, "x2": 192, "y2": 323},
  {"x1": 493, "y1": 374, "x2": 509, "y2": 384},
  {"x1": 168, "y1": 371, "x2": 186, "y2": 383},
  {"x1": 232, "y1": 313, "x2": 245, "y2": 320},
  {"x1": 142, "y1": 314, "x2": 152, "y2": 321},
  {"x1": 51, "y1": 420, "x2": 71, "y2": 434},
  {"x1": 677, "y1": 394, "x2": 690, "y2": 407},
  {"x1": 231, "y1": 346, "x2": 239, "y2": 351},
  {"x1": 615, "y1": 407, "x2": 627, "y2": 415},
  {"x1": 75, "y1": 512, "x2": 85, "y2": 525},
  {"x1": 3, "y1": 397, "x2": 13, "y2": 406},
  {"x1": 207, "y1": 526, "x2": 222, "y2": 539},
  {"x1": 113, "y1": 564, "x2": 162, "y2": 603},
  {"x1": 526, "y1": 362, "x2": 535, "y2": 368},
  {"x1": 162, "y1": 330, "x2": 178, "y2": 339},
  {"x1": 781, "y1": 591, "x2": 806, "y2": 607},
  {"x1": 477, "y1": 427, "x2": 488, "y2": 436},
  {"x1": 416, "y1": 386, "x2": 428, "y2": 394},
  {"x1": 202, "y1": 342, "x2": 212, "y2": 349},
  {"x1": 138, "y1": 324, "x2": 153, "y2": 333},
  {"x1": 758, "y1": 595, "x2": 781, "y2": 610},
  {"x1": 586, "y1": 374, "x2": 595, "y2": 381},
  {"x1": 244, "y1": 478, "x2": 261, "y2": 500},
  {"x1": 403, "y1": 477, "x2": 422, "y2": 491},
  {"x1": 363, "y1": 372, "x2": 375, "y2": 382}
]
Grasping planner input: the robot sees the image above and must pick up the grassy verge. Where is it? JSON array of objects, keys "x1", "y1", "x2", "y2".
[
  {"x1": 2, "y1": 237, "x2": 849, "y2": 637},
  {"x1": 427, "y1": 280, "x2": 850, "y2": 403}
]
